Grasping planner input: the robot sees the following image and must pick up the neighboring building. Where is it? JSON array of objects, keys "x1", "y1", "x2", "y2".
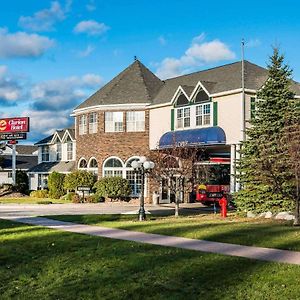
[
  {"x1": 73, "y1": 59, "x2": 300, "y2": 202},
  {"x1": 0, "y1": 145, "x2": 38, "y2": 185},
  {"x1": 28, "y1": 127, "x2": 76, "y2": 190}
]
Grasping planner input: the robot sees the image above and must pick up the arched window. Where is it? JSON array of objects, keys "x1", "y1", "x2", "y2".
[
  {"x1": 89, "y1": 158, "x2": 98, "y2": 168},
  {"x1": 78, "y1": 158, "x2": 87, "y2": 169},
  {"x1": 195, "y1": 89, "x2": 209, "y2": 103},
  {"x1": 125, "y1": 157, "x2": 142, "y2": 196},
  {"x1": 103, "y1": 157, "x2": 124, "y2": 177}
]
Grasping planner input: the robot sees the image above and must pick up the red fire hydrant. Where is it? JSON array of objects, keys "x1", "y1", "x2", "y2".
[{"x1": 219, "y1": 196, "x2": 227, "y2": 218}]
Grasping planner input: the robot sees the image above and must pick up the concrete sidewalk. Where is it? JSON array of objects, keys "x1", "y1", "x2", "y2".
[{"x1": 2, "y1": 216, "x2": 300, "y2": 266}]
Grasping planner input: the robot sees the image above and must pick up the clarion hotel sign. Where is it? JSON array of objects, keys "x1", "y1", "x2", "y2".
[{"x1": 0, "y1": 117, "x2": 30, "y2": 133}]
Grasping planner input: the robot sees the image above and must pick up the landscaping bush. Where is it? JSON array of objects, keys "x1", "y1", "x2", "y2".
[
  {"x1": 15, "y1": 170, "x2": 29, "y2": 194},
  {"x1": 94, "y1": 177, "x2": 131, "y2": 201},
  {"x1": 30, "y1": 190, "x2": 49, "y2": 198},
  {"x1": 84, "y1": 194, "x2": 104, "y2": 203},
  {"x1": 71, "y1": 193, "x2": 81, "y2": 203},
  {"x1": 48, "y1": 172, "x2": 66, "y2": 199},
  {"x1": 64, "y1": 170, "x2": 96, "y2": 192},
  {"x1": 62, "y1": 192, "x2": 76, "y2": 201}
]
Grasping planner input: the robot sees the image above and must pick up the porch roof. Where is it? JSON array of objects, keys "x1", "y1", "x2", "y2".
[{"x1": 158, "y1": 127, "x2": 226, "y2": 149}]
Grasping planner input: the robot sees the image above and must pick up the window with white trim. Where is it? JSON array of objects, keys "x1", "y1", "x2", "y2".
[
  {"x1": 125, "y1": 158, "x2": 142, "y2": 196},
  {"x1": 105, "y1": 112, "x2": 123, "y2": 132},
  {"x1": 79, "y1": 115, "x2": 87, "y2": 135},
  {"x1": 78, "y1": 158, "x2": 87, "y2": 169},
  {"x1": 89, "y1": 112, "x2": 98, "y2": 134},
  {"x1": 126, "y1": 111, "x2": 145, "y2": 132},
  {"x1": 196, "y1": 103, "x2": 211, "y2": 126},
  {"x1": 56, "y1": 143, "x2": 62, "y2": 161},
  {"x1": 41, "y1": 145, "x2": 50, "y2": 162},
  {"x1": 103, "y1": 157, "x2": 123, "y2": 177},
  {"x1": 67, "y1": 142, "x2": 73, "y2": 160},
  {"x1": 176, "y1": 107, "x2": 190, "y2": 129}
]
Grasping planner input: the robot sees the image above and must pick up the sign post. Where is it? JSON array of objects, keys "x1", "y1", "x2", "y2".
[{"x1": 0, "y1": 117, "x2": 30, "y2": 187}]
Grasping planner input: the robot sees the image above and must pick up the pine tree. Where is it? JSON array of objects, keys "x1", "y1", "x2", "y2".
[{"x1": 235, "y1": 48, "x2": 298, "y2": 213}]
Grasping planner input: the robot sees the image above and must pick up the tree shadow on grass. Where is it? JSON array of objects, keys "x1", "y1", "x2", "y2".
[{"x1": 1, "y1": 220, "x2": 300, "y2": 300}]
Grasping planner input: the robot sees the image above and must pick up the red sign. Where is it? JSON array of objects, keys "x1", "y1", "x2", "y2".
[{"x1": 0, "y1": 117, "x2": 29, "y2": 133}]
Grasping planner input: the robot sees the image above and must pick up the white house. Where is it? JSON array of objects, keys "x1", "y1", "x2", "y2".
[{"x1": 28, "y1": 127, "x2": 76, "y2": 190}]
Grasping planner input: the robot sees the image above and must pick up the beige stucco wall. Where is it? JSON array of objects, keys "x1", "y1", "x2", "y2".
[{"x1": 149, "y1": 105, "x2": 172, "y2": 149}]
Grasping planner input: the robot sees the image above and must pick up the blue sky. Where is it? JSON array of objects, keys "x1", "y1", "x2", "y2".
[{"x1": 0, "y1": 0, "x2": 299, "y2": 142}]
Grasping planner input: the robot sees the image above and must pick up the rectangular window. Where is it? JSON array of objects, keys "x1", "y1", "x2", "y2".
[
  {"x1": 196, "y1": 103, "x2": 211, "y2": 126},
  {"x1": 8, "y1": 172, "x2": 12, "y2": 178},
  {"x1": 126, "y1": 111, "x2": 145, "y2": 132},
  {"x1": 105, "y1": 112, "x2": 123, "y2": 132},
  {"x1": 104, "y1": 170, "x2": 123, "y2": 177},
  {"x1": 67, "y1": 142, "x2": 73, "y2": 160},
  {"x1": 251, "y1": 97, "x2": 256, "y2": 119},
  {"x1": 41, "y1": 145, "x2": 50, "y2": 162},
  {"x1": 56, "y1": 143, "x2": 62, "y2": 161},
  {"x1": 89, "y1": 112, "x2": 98, "y2": 134},
  {"x1": 176, "y1": 107, "x2": 190, "y2": 129},
  {"x1": 79, "y1": 115, "x2": 87, "y2": 135}
]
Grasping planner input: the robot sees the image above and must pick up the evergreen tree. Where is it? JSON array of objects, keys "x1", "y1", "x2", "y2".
[{"x1": 235, "y1": 48, "x2": 298, "y2": 213}]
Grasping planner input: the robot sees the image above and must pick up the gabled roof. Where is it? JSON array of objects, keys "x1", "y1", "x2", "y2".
[
  {"x1": 74, "y1": 59, "x2": 163, "y2": 110},
  {"x1": 16, "y1": 145, "x2": 38, "y2": 155},
  {"x1": 35, "y1": 127, "x2": 75, "y2": 145}
]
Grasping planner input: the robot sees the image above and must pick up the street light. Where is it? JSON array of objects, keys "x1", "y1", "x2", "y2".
[{"x1": 131, "y1": 156, "x2": 155, "y2": 221}]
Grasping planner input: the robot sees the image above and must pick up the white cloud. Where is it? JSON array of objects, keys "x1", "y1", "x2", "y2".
[
  {"x1": 158, "y1": 35, "x2": 167, "y2": 46},
  {"x1": 73, "y1": 20, "x2": 109, "y2": 36},
  {"x1": 0, "y1": 28, "x2": 54, "y2": 58},
  {"x1": 30, "y1": 74, "x2": 102, "y2": 111},
  {"x1": 78, "y1": 45, "x2": 95, "y2": 57},
  {"x1": 0, "y1": 65, "x2": 24, "y2": 106},
  {"x1": 156, "y1": 34, "x2": 236, "y2": 79},
  {"x1": 18, "y1": 1, "x2": 69, "y2": 32},
  {"x1": 86, "y1": 0, "x2": 96, "y2": 11}
]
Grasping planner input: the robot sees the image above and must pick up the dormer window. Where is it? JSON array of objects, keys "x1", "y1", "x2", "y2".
[
  {"x1": 195, "y1": 89, "x2": 210, "y2": 103},
  {"x1": 56, "y1": 143, "x2": 62, "y2": 161},
  {"x1": 175, "y1": 93, "x2": 189, "y2": 106},
  {"x1": 41, "y1": 145, "x2": 49, "y2": 162},
  {"x1": 176, "y1": 107, "x2": 190, "y2": 129}
]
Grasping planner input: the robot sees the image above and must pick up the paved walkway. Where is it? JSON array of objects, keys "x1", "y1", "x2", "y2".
[{"x1": 2, "y1": 215, "x2": 300, "y2": 266}]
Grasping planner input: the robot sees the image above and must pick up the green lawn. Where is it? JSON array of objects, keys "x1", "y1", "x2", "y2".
[
  {"x1": 1, "y1": 219, "x2": 300, "y2": 300},
  {"x1": 0, "y1": 197, "x2": 71, "y2": 204},
  {"x1": 51, "y1": 214, "x2": 300, "y2": 251}
]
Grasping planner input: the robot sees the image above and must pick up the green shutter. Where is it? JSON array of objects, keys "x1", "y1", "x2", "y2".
[
  {"x1": 213, "y1": 102, "x2": 218, "y2": 126},
  {"x1": 250, "y1": 97, "x2": 256, "y2": 119},
  {"x1": 171, "y1": 109, "x2": 175, "y2": 131}
]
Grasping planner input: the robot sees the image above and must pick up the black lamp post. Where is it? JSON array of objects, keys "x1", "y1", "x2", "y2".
[{"x1": 131, "y1": 156, "x2": 155, "y2": 221}]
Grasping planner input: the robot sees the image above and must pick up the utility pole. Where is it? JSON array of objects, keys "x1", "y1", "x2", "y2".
[
  {"x1": 241, "y1": 39, "x2": 246, "y2": 142},
  {"x1": 12, "y1": 142, "x2": 16, "y2": 186}
]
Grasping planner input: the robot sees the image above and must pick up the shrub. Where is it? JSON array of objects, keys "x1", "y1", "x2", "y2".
[
  {"x1": 62, "y1": 192, "x2": 76, "y2": 201},
  {"x1": 71, "y1": 193, "x2": 81, "y2": 203},
  {"x1": 30, "y1": 190, "x2": 49, "y2": 198},
  {"x1": 85, "y1": 194, "x2": 104, "y2": 203},
  {"x1": 48, "y1": 172, "x2": 66, "y2": 199},
  {"x1": 15, "y1": 170, "x2": 29, "y2": 194},
  {"x1": 64, "y1": 170, "x2": 96, "y2": 191},
  {"x1": 94, "y1": 177, "x2": 131, "y2": 201}
]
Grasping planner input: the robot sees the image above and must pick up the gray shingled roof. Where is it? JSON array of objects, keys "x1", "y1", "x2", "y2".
[
  {"x1": 29, "y1": 161, "x2": 75, "y2": 173},
  {"x1": 0, "y1": 155, "x2": 38, "y2": 170},
  {"x1": 75, "y1": 60, "x2": 300, "y2": 109},
  {"x1": 15, "y1": 145, "x2": 37, "y2": 155},
  {"x1": 75, "y1": 60, "x2": 163, "y2": 110}
]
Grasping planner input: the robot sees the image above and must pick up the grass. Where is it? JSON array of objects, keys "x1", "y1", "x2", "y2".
[
  {"x1": 0, "y1": 197, "x2": 71, "y2": 204},
  {"x1": 1, "y1": 219, "x2": 300, "y2": 300},
  {"x1": 50, "y1": 214, "x2": 300, "y2": 251}
]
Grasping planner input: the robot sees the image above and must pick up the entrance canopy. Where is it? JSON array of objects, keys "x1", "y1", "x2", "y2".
[{"x1": 158, "y1": 127, "x2": 226, "y2": 149}]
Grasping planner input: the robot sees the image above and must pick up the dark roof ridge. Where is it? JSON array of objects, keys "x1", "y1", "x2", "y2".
[
  {"x1": 164, "y1": 60, "x2": 261, "y2": 81},
  {"x1": 136, "y1": 60, "x2": 153, "y2": 100}
]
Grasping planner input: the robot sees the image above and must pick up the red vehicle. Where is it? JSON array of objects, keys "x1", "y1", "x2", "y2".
[{"x1": 194, "y1": 158, "x2": 230, "y2": 206}]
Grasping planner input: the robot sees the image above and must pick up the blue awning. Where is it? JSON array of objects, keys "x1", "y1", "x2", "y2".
[{"x1": 159, "y1": 127, "x2": 226, "y2": 149}]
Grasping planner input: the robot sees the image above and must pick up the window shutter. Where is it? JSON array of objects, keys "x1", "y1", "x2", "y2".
[
  {"x1": 213, "y1": 102, "x2": 218, "y2": 126},
  {"x1": 171, "y1": 109, "x2": 174, "y2": 131}
]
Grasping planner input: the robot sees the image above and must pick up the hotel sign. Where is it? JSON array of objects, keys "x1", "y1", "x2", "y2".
[
  {"x1": 0, "y1": 117, "x2": 30, "y2": 133},
  {"x1": 0, "y1": 132, "x2": 27, "y2": 141}
]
